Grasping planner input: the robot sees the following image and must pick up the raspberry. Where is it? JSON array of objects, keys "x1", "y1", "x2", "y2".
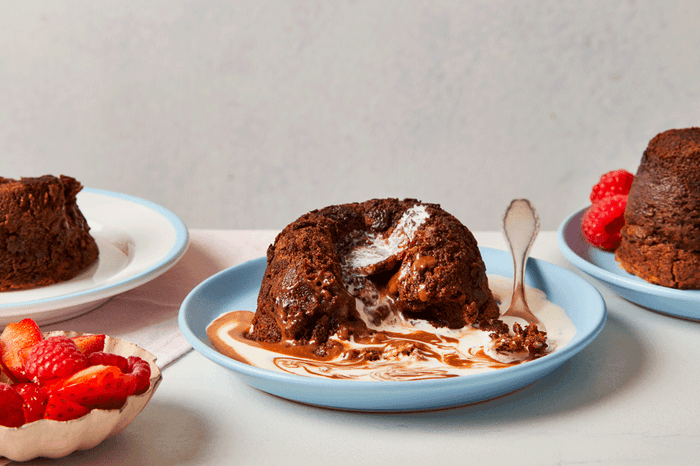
[
  {"x1": 24, "y1": 336, "x2": 89, "y2": 383},
  {"x1": 88, "y1": 352, "x2": 130, "y2": 373},
  {"x1": 581, "y1": 194, "x2": 627, "y2": 250},
  {"x1": 126, "y1": 356, "x2": 151, "y2": 395},
  {"x1": 590, "y1": 169, "x2": 634, "y2": 204}
]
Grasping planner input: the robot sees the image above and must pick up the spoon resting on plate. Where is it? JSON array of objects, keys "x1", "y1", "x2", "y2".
[{"x1": 501, "y1": 199, "x2": 545, "y2": 331}]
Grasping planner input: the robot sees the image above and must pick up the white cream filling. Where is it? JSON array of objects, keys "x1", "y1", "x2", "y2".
[
  {"x1": 343, "y1": 205, "x2": 430, "y2": 270},
  {"x1": 209, "y1": 275, "x2": 577, "y2": 381}
]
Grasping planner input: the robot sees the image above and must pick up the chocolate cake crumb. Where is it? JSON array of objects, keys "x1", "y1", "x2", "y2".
[{"x1": 490, "y1": 323, "x2": 548, "y2": 356}]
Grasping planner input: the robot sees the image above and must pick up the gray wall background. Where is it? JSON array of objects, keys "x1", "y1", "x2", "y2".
[{"x1": 2, "y1": 1, "x2": 698, "y2": 232}]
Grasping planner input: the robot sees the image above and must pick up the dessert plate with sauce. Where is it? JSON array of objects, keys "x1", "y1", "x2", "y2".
[
  {"x1": 0, "y1": 188, "x2": 189, "y2": 326},
  {"x1": 179, "y1": 247, "x2": 606, "y2": 412},
  {"x1": 558, "y1": 207, "x2": 700, "y2": 321}
]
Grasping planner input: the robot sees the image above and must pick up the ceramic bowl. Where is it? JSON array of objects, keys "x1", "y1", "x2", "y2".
[{"x1": 0, "y1": 332, "x2": 162, "y2": 462}]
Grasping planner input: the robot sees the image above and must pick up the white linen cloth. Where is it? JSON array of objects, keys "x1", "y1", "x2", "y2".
[{"x1": 43, "y1": 230, "x2": 278, "y2": 368}]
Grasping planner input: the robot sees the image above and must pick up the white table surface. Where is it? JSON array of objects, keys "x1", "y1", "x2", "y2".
[{"x1": 21, "y1": 229, "x2": 700, "y2": 465}]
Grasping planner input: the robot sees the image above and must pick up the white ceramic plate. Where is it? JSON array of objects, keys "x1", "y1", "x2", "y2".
[
  {"x1": 179, "y1": 247, "x2": 607, "y2": 412},
  {"x1": 558, "y1": 207, "x2": 700, "y2": 320},
  {"x1": 0, "y1": 189, "x2": 189, "y2": 326}
]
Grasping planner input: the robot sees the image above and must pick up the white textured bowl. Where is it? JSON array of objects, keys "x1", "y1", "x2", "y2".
[{"x1": 0, "y1": 332, "x2": 162, "y2": 462}]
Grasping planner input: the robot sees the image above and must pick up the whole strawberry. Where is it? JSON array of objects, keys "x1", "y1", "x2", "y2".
[
  {"x1": 581, "y1": 194, "x2": 627, "y2": 250},
  {"x1": 24, "y1": 336, "x2": 89, "y2": 384},
  {"x1": 590, "y1": 169, "x2": 634, "y2": 204}
]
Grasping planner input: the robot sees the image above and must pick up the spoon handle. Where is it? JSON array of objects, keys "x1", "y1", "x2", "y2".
[{"x1": 503, "y1": 199, "x2": 540, "y2": 307}]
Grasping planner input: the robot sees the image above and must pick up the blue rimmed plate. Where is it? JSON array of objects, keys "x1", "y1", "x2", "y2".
[
  {"x1": 558, "y1": 207, "x2": 700, "y2": 320},
  {"x1": 179, "y1": 247, "x2": 606, "y2": 412},
  {"x1": 0, "y1": 188, "x2": 189, "y2": 326}
]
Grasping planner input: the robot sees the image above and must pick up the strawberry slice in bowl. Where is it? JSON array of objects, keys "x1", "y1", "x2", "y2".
[
  {"x1": 0, "y1": 328, "x2": 162, "y2": 462},
  {"x1": 0, "y1": 318, "x2": 44, "y2": 382}
]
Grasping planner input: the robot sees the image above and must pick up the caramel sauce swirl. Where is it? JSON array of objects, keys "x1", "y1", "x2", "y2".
[{"x1": 207, "y1": 276, "x2": 576, "y2": 381}]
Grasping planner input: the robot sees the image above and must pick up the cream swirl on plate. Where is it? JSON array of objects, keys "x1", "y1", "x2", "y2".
[{"x1": 207, "y1": 275, "x2": 576, "y2": 381}]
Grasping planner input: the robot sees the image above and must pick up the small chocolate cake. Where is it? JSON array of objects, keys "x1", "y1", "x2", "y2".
[
  {"x1": 616, "y1": 128, "x2": 700, "y2": 289},
  {"x1": 248, "y1": 199, "x2": 501, "y2": 351},
  {"x1": 0, "y1": 175, "x2": 99, "y2": 291}
]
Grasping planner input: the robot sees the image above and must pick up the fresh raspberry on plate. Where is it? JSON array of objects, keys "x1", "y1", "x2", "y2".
[
  {"x1": 590, "y1": 169, "x2": 634, "y2": 204},
  {"x1": 24, "y1": 336, "x2": 89, "y2": 384},
  {"x1": 581, "y1": 194, "x2": 628, "y2": 250}
]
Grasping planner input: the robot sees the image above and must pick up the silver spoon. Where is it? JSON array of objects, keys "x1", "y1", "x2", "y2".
[{"x1": 501, "y1": 199, "x2": 544, "y2": 330}]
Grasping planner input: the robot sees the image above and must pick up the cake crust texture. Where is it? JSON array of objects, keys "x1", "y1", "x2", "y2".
[
  {"x1": 0, "y1": 175, "x2": 99, "y2": 291},
  {"x1": 615, "y1": 128, "x2": 700, "y2": 289},
  {"x1": 248, "y1": 198, "x2": 502, "y2": 354}
]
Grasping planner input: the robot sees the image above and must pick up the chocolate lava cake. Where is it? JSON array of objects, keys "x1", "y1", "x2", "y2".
[
  {"x1": 247, "y1": 198, "x2": 506, "y2": 353},
  {"x1": 0, "y1": 175, "x2": 99, "y2": 291},
  {"x1": 616, "y1": 128, "x2": 700, "y2": 289}
]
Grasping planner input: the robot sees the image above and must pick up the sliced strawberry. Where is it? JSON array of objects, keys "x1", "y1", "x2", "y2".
[
  {"x1": 0, "y1": 318, "x2": 44, "y2": 382},
  {"x1": 17, "y1": 345, "x2": 32, "y2": 370},
  {"x1": 43, "y1": 393, "x2": 90, "y2": 421},
  {"x1": 55, "y1": 365, "x2": 131, "y2": 410},
  {"x1": 0, "y1": 382, "x2": 25, "y2": 427},
  {"x1": 0, "y1": 339, "x2": 5, "y2": 379},
  {"x1": 72, "y1": 334, "x2": 106, "y2": 356},
  {"x1": 87, "y1": 353, "x2": 151, "y2": 396},
  {"x1": 24, "y1": 336, "x2": 89, "y2": 384},
  {"x1": 13, "y1": 382, "x2": 49, "y2": 423}
]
